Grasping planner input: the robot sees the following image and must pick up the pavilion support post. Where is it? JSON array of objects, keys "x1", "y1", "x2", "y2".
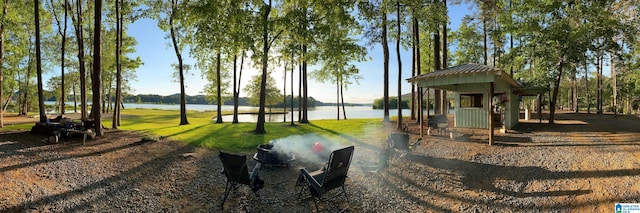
[
  {"x1": 419, "y1": 87, "x2": 424, "y2": 138},
  {"x1": 426, "y1": 88, "x2": 431, "y2": 136},
  {"x1": 538, "y1": 94, "x2": 542, "y2": 124},
  {"x1": 488, "y1": 82, "x2": 494, "y2": 145}
]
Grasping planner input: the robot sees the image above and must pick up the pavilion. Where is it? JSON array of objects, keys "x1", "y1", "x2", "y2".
[{"x1": 408, "y1": 63, "x2": 543, "y2": 145}]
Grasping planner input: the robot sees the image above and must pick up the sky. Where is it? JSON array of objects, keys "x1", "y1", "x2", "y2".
[{"x1": 124, "y1": 2, "x2": 476, "y2": 104}]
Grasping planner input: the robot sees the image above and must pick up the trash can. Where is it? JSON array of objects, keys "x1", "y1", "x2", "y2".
[{"x1": 389, "y1": 132, "x2": 409, "y2": 150}]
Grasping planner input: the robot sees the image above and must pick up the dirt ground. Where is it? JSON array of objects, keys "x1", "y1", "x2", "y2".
[{"x1": 1, "y1": 111, "x2": 640, "y2": 212}]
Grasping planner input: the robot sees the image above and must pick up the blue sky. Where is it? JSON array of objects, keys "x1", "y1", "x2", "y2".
[{"x1": 125, "y1": 2, "x2": 475, "y2": 104}]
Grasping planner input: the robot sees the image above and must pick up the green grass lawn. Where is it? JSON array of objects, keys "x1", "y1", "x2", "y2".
[
  {"x1": 99, "y1": 109, "x2": 389, "y2": 152},
  {"x1": 1, "y1": 109, "x2": 392, "y2": 152},
  {"x1": 2, "y1": 123, "x2": 34, "y2": 131}
]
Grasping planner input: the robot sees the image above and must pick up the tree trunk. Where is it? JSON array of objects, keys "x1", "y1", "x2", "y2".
[
  {"x1": 585, "y1": 53, "x2": 590, "y2": 114},
  {"x1": 238, "y1": 51, "x2": 245, "y2": 122},
  {"x1": 415, "y1": 16, "x2": 421, "y2": 126},
  {"x1": 410, "y1": 10, "x2": 416, "y2": 120},
  {"x1": 51, "y1": 0, "x2": 69, "y2": 115},
  {"x1": 92, "y1": 0, "x2": 103, "y2": 136},
  {"x1": 566, "y1": 86, "x2": 570, "y2": 110},
  {"x1": 508, "y1": 0, "x2": 513, "y2": 76},
  {"x1": 105, "y1": 76, "x2": 112, "y2": 113},
  {"x1": 382, "y1": 13, "x2": 390, "y2": 122},
  {"x1": 73, "y1": 81, "x2": 77, "y2": 112},
  {"x1": 177, "y1": 57, "x2": 188, "y2": 125},
  {"x1": 626, "y1": 95, "x2": 631, "y2": 115},
  {"x1": 2, "y1": 92, "x2": 11, "y2": 113},
  {"x1": 216, "y1": 52, "x2": 223, "y2": 123},
  {"x1": 493, "y1": 19, "x2": 498, "y2": 67},
  {"x1": 336, "y1": 75, "x2": 339, "y2": 120},
  {"x1": 255, "y1": 0, "x2": 272, "y2": 134},
  {"x1": 572, "y1": 67, "x2": 578, "y2": 113},
  {"x1": 290, "y1": 52, "x2": 294, "y2": 126},
  {"x1": 113, "y1": 1, "x2": 123, "y2": 127},
  {"x1": 0, "y1": 0, "x2": 7, "y2": 128},
  {"x1": 396, "y1": 1, "x2": 402, "y2": 131},
  {"x1": 549, "y1": 55, "x2": 564, "y2": 124},
  {"x1": 283, "y1": 61, "x2": 287, "y2": 123},
  {"x1": 62, "y1": 0, "x2": 68, "y2": 114},
  {"x1": 233, "y1": 51, "x2": 245, "y2": 124},
  {"x1": 60, "y1": 21, "x2": 66, "y2": 114},
  {"x1": 35, "y1": 0, "x2": 46, "y2": 123},
  {"x1": 611, "y1": 54, "x2": 616, "y2": 114},
  {"x1": 597, "y1": 54, "x2": 603, "y2": 114},
  {"x1": 298, "y1": 56, "x2": 302, "y2": 121},
  {"x1": 433, "y1": 28, "x2": 441, "y2": 115},
  {"x1": 341, "y1": 78, "x2": 347, "y2": 120},
  {"x1": 73, "y1": 0, "x2": 88, "y2": 120},
  {"x1": 300, "y1": 43, "x2": 309, "y2": 123},
  {"x1": 21, "y1": 45, "x2": 33, "y2": 116},
  {"x1": 170, "y1": 0, "x2": 188, "y2": 126},
  {"x1": 442, "y1": 0, "x2": 448, "y2": 70},
  {"x1": 21, "y1": 82, "x2": 28, "y2": 116},
  {"x1": 233, "y1": 54, "x2": 238, "y2": 123},
  {"x1": 441, "y1": 0, "x2": 448, "y2": 115},
  {"x1": 482, "y1": 12, "x2": 487, "y2": 65}
]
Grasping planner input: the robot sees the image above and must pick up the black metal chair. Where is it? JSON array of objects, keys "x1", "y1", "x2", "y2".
[
  {"x1": 297, "y1": 146, "x2": 354, "y2": 212},
  {"x1": 218, "y1": 151, "x2": 264, "y2": 208},
  {"x1": 387, "y1": 133, "x2": 422, "y2": 165},
  {"x1": 427, "y1": 115, "x2": 449, "y2": 136}
]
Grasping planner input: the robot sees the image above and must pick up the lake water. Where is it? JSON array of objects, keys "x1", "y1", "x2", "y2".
[
  {"x1": 45, "y1": 101, "x2": 433, "y2": 122},
  {"x1": 45, "y1": 101, "x2": 258, "y2": 112},
  {"x1": 224, "y1": 106, "x2": 415, "y2": 122},
  {"x1": 123, "y1": 103, "x2": 259, "y2": 112}
]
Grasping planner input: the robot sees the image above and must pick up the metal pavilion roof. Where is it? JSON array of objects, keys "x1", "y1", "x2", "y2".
[
  {"x1": 413, "y1": 63, "x2": 500, "y2": 78},
  {"x1": 408, "y1": 63, "x2": 522, "y2": 92}
]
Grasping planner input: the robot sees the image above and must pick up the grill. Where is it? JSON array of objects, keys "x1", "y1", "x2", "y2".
[{"x1": 253, "y1": 144, "x2": 295, "y2": 166}]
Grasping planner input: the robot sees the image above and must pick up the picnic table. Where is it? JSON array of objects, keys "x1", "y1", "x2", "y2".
[{"x1": 31, "y1": 115, "x2": 96, "y2": 144}]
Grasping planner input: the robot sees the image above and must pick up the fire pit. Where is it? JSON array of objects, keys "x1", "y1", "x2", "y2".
[{"x1": 253, "y1": 144, "x2": 295, "y2": 166}]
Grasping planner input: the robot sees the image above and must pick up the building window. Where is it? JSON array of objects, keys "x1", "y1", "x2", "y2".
[{"x1": 460, "y1": 94, "x2": 483, "y2": 108}]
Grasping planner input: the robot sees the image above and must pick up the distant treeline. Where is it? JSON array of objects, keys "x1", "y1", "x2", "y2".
[{"x1": 372, "y1": 96, "x2": 410, "y2": 110}]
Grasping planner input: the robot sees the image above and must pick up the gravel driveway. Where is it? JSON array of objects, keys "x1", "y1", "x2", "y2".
[{"x1": 1, "y1": 111, "x2": 640, "y2": 212}]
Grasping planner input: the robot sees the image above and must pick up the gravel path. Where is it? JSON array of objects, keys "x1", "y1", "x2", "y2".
[{"x1": 1, "y1": 111, "x2": 640, "y2": 212}]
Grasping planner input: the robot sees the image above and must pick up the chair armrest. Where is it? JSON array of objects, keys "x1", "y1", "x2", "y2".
[
  {"x1": 410, "y1": 138, "x2": 422, "y2": 149},
  {"x1": 300, "y1": 168, "x2": 322, "y2": 190}
]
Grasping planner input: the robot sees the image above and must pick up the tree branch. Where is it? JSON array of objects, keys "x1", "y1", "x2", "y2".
[{"x1": 268, "y1": 29, "x2": 284, "y2": 50}]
